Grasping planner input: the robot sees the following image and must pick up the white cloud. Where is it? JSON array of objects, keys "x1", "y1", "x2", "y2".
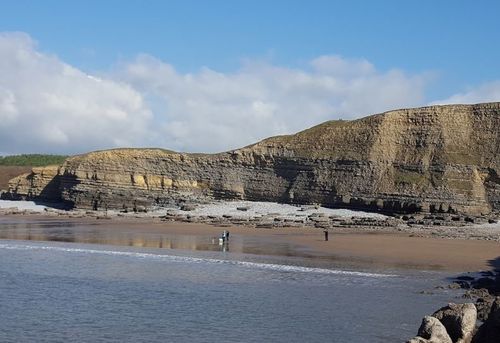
[
  {"x1": 431, "y1": 81, "x2": 500, "y2": 105},
  {"x1": 0, "y1": 32, "x2": 431, "y2": 155},
  {"x1": 116, "y1": 54, "x2": 427, "y2": 152},
  {"x1": 0, "y1": 32, "x2": 153, "y2": 154},
  {"x1": 310, "y1": 55, "x2": 375, "y2": 77}
]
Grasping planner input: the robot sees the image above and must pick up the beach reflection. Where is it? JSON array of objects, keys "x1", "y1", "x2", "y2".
[{"x1": 0, "y1": 219, "x2": 312, "y2": 257}]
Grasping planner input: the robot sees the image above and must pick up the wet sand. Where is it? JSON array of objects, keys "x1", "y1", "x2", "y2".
[
  {"x1": 1, "y1": 214, "x2": 499, "y2": 272},
  {"x1": 288, "y1": 232, "x2": 500, "y2": 271}
]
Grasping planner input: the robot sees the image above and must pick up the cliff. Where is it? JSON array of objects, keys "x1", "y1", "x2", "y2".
[
  {"x1": 0, "y1": 166, "x2": 32, "y2": 190},
  {"x1": 4, "y1": 102, "x2": 500, "y2": 215}
]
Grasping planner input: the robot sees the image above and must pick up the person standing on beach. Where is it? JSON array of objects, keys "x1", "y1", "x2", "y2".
[
  {"x1": 225, "y1": 230, "x2": 230, "y2": 241},
  {"x1": 323, "y1": 228, "x2": 329, "y2": 241}
]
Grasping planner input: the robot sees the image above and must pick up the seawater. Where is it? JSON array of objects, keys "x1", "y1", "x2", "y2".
[{"x1": 0, "y1": 239, "x2": 460, "y2": 342}]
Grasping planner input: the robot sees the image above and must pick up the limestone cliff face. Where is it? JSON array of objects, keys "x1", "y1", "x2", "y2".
[
  {"x1": 6, "y1": 165, "x2": 62, "y2": 202},
  {"x1": 5, "y1": 102, "x2": 500, "y2": 215}
]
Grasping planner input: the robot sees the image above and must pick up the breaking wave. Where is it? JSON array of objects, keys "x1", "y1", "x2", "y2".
[{"x1": 0, "y1": 242, "x2": 395, "y2": 278}]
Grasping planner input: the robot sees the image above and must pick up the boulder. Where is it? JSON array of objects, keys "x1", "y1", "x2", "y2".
[
  {"x1": 473, "y1": 298, "x2": 500, "y2": 343},
  {"x1": 475, "y1": 296, "x2": 496, "y2": 322},
  {"x1": 180, "y1": 204, "x2": 197, "y2": 211},
  {"x1": 432, "y1": 303, "x2": 477, "y2": 343},
  {"x1": 135, "y1": 205, "x2": 147, "y2": 213},
  {"x1": 407, "y1": 316, "x2": 452, "y2": 343}
]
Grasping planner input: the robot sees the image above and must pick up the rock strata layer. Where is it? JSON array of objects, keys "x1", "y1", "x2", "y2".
[{"x1": 4, "y1": 103, "x2": 500, "y2": 214}]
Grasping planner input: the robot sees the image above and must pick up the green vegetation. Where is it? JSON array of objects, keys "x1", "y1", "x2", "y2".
[{"x1": 0, "y1": 154, "x2": 68, "y2": 167}]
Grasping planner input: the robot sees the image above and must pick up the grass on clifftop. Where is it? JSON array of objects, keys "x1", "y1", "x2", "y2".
[{"x1": 0, "y1": 154, "x2": 68, "y2": 167}]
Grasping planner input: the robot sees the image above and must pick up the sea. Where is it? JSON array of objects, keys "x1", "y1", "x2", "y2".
[{"x1": 0, "y1": 217, "x2": 463, "y2": 342}]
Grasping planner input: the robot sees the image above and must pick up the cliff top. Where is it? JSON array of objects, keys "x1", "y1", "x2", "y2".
[
  {"x1": 65, "y1": 102, "x2": 500, "y2": 166},
  {"x1": 247, "y1": 102, "x2": 500, "y2": 163}
]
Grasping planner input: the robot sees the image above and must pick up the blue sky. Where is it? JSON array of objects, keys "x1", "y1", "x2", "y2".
[
  {"x1": 3, "y1": 0, "x2": 500, "y2": 96},
  {"x1": 0, "y1": 0, "x2": 499, "y2": 154}
]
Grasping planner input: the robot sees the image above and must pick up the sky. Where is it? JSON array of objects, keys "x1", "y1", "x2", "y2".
[{"x1": 0, "y1": 0, "x2": 500, "y2": 155}]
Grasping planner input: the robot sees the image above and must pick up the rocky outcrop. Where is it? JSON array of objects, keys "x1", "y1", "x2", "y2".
[
  {"x1": 4, "y1": 165, "x2": 62, "y2": 203},
  {"x1": 407, "y1": 303, "x2": 477, "y2": 343},
  {"x1": 408, "y1": 297, "x2": 500, "y2": 343},
  {"x1": 0, "y1": 166, "x2": 32, "y2": 190},
  {"x1": 408, "y1": 316, "x2": 453, "y2": 343},
  {"x1": 4, "y1": 103, "x2": 500, "y2": 214},
  {"x1": 432, "y1": 303, "x2": 477, "y2": 343},
  {"x1": 472, "y1": 298, "x2": 500, "y2": 343}
]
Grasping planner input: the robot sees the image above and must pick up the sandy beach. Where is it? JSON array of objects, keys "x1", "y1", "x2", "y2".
[{"x1": 1, "y1": 213, "x2": 499, "y2": 272}]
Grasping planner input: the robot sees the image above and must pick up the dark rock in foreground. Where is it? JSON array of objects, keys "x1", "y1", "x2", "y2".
[
  {"x1": 407, "y1": 303, "x2": 476, "y2": 343},
  {"x1": 473, "y1": 298, "x2": 500, "y2": 343},
  {"x1": 409, "y1": 316, "x2": 453, "y2": 343},
  {"x1": 432, "y1": 303, "x2": 477, "y2": 343}
]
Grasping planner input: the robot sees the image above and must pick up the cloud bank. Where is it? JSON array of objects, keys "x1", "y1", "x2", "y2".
[
  {"x1": 0, "y1": 32, "x2": 154, "y2": 155},
  {"x1": 0, "y1": 32, "x2": 498, "y2": 155},
  {"x1": 116, "y1": 54, "x2": 428, "y2": 152},
  {"x1": 431, "y1": 81, "x2": 500, "y2": 105}
]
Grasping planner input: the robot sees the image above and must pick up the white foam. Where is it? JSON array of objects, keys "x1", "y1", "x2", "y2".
[{"x1": 0, "y1": 242, "x2": 394, "y2": 278}]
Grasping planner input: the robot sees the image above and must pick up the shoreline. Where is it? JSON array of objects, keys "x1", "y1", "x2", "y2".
[{"x1": 1, "y1": 212, "x2": 499, "y2": 273}]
